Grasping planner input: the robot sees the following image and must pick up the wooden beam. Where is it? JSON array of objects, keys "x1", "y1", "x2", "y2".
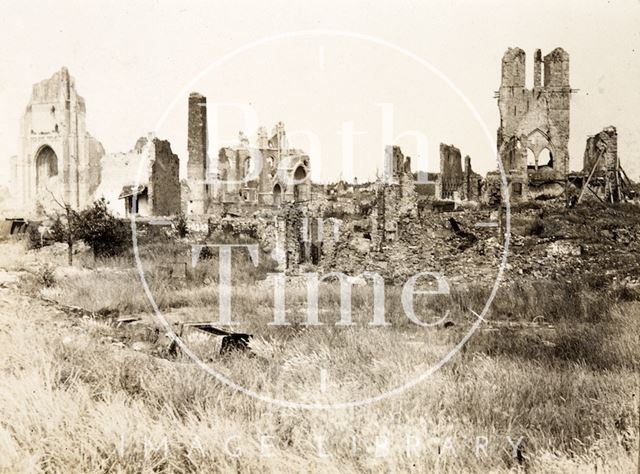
[
  {"x1": 577, "y1": 149, "x2": 604, "y2": 204},
  {"x1": 587, "y1": 185, "x2": 605, "y2": 203}
]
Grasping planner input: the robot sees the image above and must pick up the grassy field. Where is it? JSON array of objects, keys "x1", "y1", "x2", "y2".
[{"x1": 0, "y1": 235, "x2": 638, "y2": 473}]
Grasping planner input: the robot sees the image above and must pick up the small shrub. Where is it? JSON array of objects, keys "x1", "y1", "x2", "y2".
[
  {"x1": 174, "y1": 211, "x2": 189, "y2": 238},
  {"x1": 37, "y1": 264, "x2": 56, "y2": 288},
  {"x1": 525, "y1": 217, "x2": 545, "y2": 236},
  {"x1": 26, "y1": 225, "x2": 43, "y2": 250},
  {"x1": 76, "y1": 199, "x2": 129, "y2": 258},
  {"x1": 49, "y1": 215, "x2": 67, "y2": 243}
]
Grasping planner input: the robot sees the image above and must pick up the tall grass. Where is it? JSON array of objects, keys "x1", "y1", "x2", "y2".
[
  {"x1": 0, "y1": 292, "x2": 637, "y2": 473},
  {"x1": 1, "y1": 226, "x2": 639, "y2": 472}
]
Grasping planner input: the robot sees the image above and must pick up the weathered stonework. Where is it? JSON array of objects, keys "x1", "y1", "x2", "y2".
[
  {"x1": 370, "y1": 146, "x2": 417, "y2": 249},
  {"x1": 582, "y1": 126, "x2": 623, "y2": 202},
  {"x1": 496, "y1": 47, "x2": 572, "y2": 201},
  {"x1": 583, "y1": 126, "x2": 618, "y2": 175},
  {"x1": 96, "y1": 135, "x2": 180, "y2": 217},
  {"x1": 463, "y1": 155, "x2": 483, "y2": 201},
  {"x1": 215, "y1": 122, "x2": 311, "y2": 211},
  {"x1": 435, "y1": 144, "x2": 482, "y2": 202},
  {"x1": 186, "y1": 92, "x2": 208, "y2": 215},
  {"x1": 149, "y1": 138, "x2": 181, "y2": 216},
  {"x1": 17, "y1": 68, "x2": 104, "y2": 214},
  {"x1": 436, "y1": 144, "x2": 463, "y2": 200},
  {"x1": 184, "y1": 92, "x2": 312, "y2": 216}
]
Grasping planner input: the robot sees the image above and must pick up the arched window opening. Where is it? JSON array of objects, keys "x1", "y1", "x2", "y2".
[
  {"x1": 35, "y1": 146, "x2": 58, "y2": 192},
  {"x1": 273, "y1": 183, "x2": 282, "y2": 206},
  {"x1": 293, "y1": 166, "x2": 306, "y2": 181},
  {"x1": 293, "y1": 166, "x2": 307, "y2": 202},
  {"x1": 538, "y1": 148, "x2": 553, "y2": 168}
]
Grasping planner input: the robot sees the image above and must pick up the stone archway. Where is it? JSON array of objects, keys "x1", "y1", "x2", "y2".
[
  {"x1": 293, "y1": 166, "x2": 307, "y2": 201},
  {"x1": 538, "y1": 148, "x2": 553, "y2": 168},
  {"x1": 35, "y1": 145, "x2": 58, "y2": 194},
  {"x1": 273, "y1": 183, "x2": 282, "y2": 206}
]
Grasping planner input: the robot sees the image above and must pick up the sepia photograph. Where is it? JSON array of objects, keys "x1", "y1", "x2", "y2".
[{"x1": 0, "y1": 1, "x2": 638, "y2": 472}]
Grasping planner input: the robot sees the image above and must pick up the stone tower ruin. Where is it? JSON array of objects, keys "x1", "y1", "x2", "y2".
[
  {"x1": 17, "y1": 67, "x2": 104, "y2": 214},
  {"x1": 496, "y1": 47, "x2": 571, "y2": 199}
]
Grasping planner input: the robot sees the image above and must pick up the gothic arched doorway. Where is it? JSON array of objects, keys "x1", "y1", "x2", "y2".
[
  {"x1": 35, "y1": 145, "x2": 58, "y2": 193},
  {"x1": 293, "y1": 166, "x2": 307, "y2": 201},
  {"x1": 273, "y1": 183, "x2": 282, "y2": 206}
]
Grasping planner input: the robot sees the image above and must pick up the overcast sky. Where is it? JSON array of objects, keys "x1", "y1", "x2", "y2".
[{"x1": 0, "y1": 0, "x2": 638, "y2": 185}]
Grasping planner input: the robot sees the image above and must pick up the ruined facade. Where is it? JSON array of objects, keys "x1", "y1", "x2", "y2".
[
  {"x1": 581, "y1": 126, "x2": 629, "y2": 203},
  {"x1": 215, "y1": 123, "x2": 311, "y2": 209},
  {"x1": 370, "y1": 146, "x2": 417, "y2": 248},
  {"x1": 96, "y1": 135, "x2": 181, "y2": 217},
  {"x1": 436, "y1": 144, "x2": 463, "y2": 200},
  {"x1": 435, "y1": 144, "x2": 482, "y2": 201},
  {"x1": 184, "y1": 92, "x2": 311, "y2": 215},
  {"x1": 583, "y1": 126, "x2": 618, "y2": 175},
  {"x1": 496, "y1": 47, "x2": 572, "y2": 200},
  {"x1": 16, "y1": 68, "x2": 104, "y2": 214},
  {"x1": 463, "y1": 155, "x2": 483, "y2": 201}
]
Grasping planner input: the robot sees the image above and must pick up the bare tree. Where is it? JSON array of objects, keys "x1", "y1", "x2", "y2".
[{"x1": 47, "y1": 189, "x2": 78, "y2": 266}]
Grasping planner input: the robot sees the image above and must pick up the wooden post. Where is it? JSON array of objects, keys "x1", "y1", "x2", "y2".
[
  {"x1": 577, "y1": 149, "x2": 604, "y2": 205},
  {"x1": 498, "y1": 203, "x2": 504, "y2": 245}
]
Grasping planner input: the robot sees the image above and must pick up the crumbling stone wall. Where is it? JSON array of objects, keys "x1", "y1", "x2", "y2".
[
  {"x1": 384, "y1": 145, "x2": 405, "y2": 183},
  {"x1": 369, "y1": 146, "x2": 418, "y2": 248},
  {"x1": 463, "y1": 155, "x2": 483, "y2": 201},
  {"x1": 583, "y1": 126, "x2": 623, "y2": 203},
  {"x1": 583, "y1": 126, "x2": 617, "y2": 174},
  {"x1": 436, "y1": 144, "x2": 464, "y2": 200},
  {"x1": 150, "y1": 139, "x2": 181, "y2": 216},
  {"x1": 216, "y1": 123, "x2": 311, "y2": 210},
  {"x1": 97, "y1": 135, "x2": 180, "y2": 217}
]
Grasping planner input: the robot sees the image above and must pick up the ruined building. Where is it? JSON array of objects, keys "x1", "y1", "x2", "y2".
[
  {"x1": 95, "y1": 135, "x2": 181, "y2": 217},
  {"x1": 185, "y1": 92, "x2": 311, "y2": 215},
  {"x1": 492, "y1": 47, "x2": 572, "y2": 200},
  {"x1": 215, "y1": 123, "x2": 311, "y2": 207},
  {"x1": 435, "y1": 144, "x2": 482, "y2": 201},
  {"x1": 370, "y1": 145, "x2": 416, "y2": 247},
  {"x1": 579, "y1": 126, "x2": 633, "y2": 203},
  {"x1": 16, "y1": 67, "x2": 105, "y2": 214}
]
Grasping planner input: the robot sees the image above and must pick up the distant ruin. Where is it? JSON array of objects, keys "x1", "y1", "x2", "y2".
[
  {"x1": 184, "y1": 93, "x2": 311, "y2": 215},
  {"x1": 488, "y1": 47, "x2": 573, "y2": 201},
  {"x1": 435, "y1": 144, "x2": 482, "y2": 201},
  {"x1": 576, "y1": 126, "x2": 633, "y2": 204},
  {"x1": 5, "y1": 47, "x2": 637, "y2": 256},
  {"x1": 98, "y1": 136, "x2": 181, "y2": 217}
]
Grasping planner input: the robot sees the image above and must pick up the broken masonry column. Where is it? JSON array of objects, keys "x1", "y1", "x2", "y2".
[
  {"x1": 187, "y1": 92, "x2": 208, "y2": 215},
  {"x1": 602, "y1": 127, "x2": 621, "y2": 202},
  {"x1": 463, "y1": 155, "x2": 472, "y2": 200},
  {"x1": 436, "y1": 144, "x2": 463, "y2": 200},
  {"x1": 149, "y1": 138, "x2": 181, "y2": 216},
  {"x1": 384, "y1": 145, "x2": 403, "y2": 184},
  {"x1": 543, "y1": 48, "x2": 571, "y2": 175}
]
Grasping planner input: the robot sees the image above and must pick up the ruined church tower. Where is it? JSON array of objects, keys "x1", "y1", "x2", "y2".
[
  {"x1": 496, "y1": 47, "x2": 571, "y2": 199},
  {"x1": 18, "y1": 67, "x2": 104, "y2": 214}
]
